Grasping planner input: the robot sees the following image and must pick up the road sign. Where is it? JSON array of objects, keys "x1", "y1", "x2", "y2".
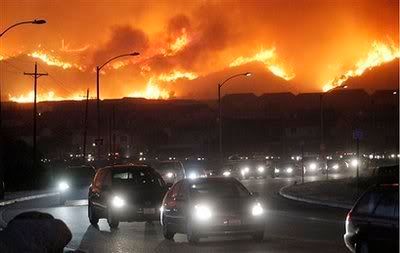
[{"x1": 353, "y1": 129, "x2": 363, "y2": 140}]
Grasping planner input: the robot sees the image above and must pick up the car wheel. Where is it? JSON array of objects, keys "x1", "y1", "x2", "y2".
[
  {"x1": 186, "y1": 221, "x2": 199, "y2": 244},
  {"x1": 355, "y1": 241, "x2": 369, "y2": 253},
  {"x1": 252, "y1": 231, "x2": 264, "y2": 242},
  {"x1": 88, "y1": 202, "x2": 99, "y2": 225},
  {"x1": 107, "y1": 210, "x2": 119, "y2": 229},
  {"x1": 162, "y1": 220, "x2": 175, "y2": 240}
]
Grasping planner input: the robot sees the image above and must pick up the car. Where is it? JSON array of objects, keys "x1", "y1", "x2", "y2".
[
  {"x1": 344, "y1": 184, "x2": 399, "y2": 253},
  {"x1": 302, "y1": 157, "x2": 322, "y2": 175},
  {"x1": 88, "y1": 165, "x2": 168, "y2": 229},
  {"x1": 271, "y1": 161, "x2": 299, "y2": 178},
  {"x1": 160, "y1": 177, "x2": 266, "y2": 243},
  {"x1": 237, "y1": 162, "x2": 267, "y2": 180},
  {"x1": 58, "y1": 165, "x2": 96, "y2": 205},
  {"x1": 153, "y1": 161, "x2": 185, "y2": 186}
]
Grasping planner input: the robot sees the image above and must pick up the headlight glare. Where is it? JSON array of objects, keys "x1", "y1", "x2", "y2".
[
  {"x1": 257, "y1": 166, "x2": 265, "y2": 173},
  {"x1": 309, "y1": 163, "x2": 317, "y2": 171},
  {"x1": 274, "y1": 168, "x2": 280, "y2": 173},
  {"x1": 112, "y1": 195, "x2": 125, "y2": 208},
  {"x1": 223, "y1": 171, "x2": 231, "y2": 177},
  {"x1": 58, "y1": 181, "x2": 69, "y2": 192},
  {"x1": 286, "y1": 167, "x2": 293, "y2": 173},
  {"x1": 252, "y1": 202, "x2": 264, "y2": 216},
  {"x1": 194, "y1": 204, "x2": 212, "y2": 221},
  {"x1": 332, "y1": 164, "x2": 339, "y2": 170},
  {"x1": 166, "y1": 172, "x2": 174, "y2": 178}
]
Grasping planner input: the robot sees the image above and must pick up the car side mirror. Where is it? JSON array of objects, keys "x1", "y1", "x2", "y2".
[{"x1": 251, "y1": 192, "x2": 260, "y2": 198}]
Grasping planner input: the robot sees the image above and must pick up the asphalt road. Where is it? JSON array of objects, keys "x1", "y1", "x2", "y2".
[{"x1": 0, "y1": 174, "x2": 350, "y2": 253}]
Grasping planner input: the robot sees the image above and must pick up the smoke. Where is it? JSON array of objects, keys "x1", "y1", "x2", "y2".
[{"x1": 1, "y1": 0, "x2": 398, "y2": 101}]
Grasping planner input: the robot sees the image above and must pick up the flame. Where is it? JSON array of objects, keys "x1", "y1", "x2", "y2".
[
  {"x1": 9, "y1": 91, "x2": 87, "y2": 103},
  {"x1": 230, "y1": 48, "x2": 295, "y2": 80},
  {"x1": 158, "y1": 70, "x2": 198, "y2": 82},
  {"x1": 128, "y1": 78, "x2": 170, "y2": 99},
  {"x1": 323, "y1": 41, "x2": 400, "y2": 91},
  {"x1": 28, "y1": 50, "x2": 84, "y2": 70},
  {"x1": 162, "y1": 28, "x2": 190, "y2": 56}
]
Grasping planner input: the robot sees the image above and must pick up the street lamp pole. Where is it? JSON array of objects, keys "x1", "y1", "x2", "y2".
[
  {"x1": 320, "y1": 85, "x2": 347, "y2": 180},
  {"x1": 0, "y1": 19, "x2": 46, "y2": 131},
  {"x1": 217, "y1": 72, "x2": 251, "y2": 170},
  {"x1": 95, "y1": 52, "x2": 139, "y2": 161}
]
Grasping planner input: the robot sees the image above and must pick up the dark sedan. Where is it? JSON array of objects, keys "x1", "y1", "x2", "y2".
[
  {"x1": 160, "y1": 177, "x2": 266, "y2": 243},
  {"x1": 344, "y1": 184, "x2": 399, "y2": 253},
  {"x1": 88, "y1": 165, "x2": 168, "y2": 229}
]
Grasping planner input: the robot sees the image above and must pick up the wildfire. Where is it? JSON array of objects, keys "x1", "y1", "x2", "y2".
[
  {"x1": 29, "y1": 51, "x2": 84, "y2": 70},
  {"x1": 128, "y1": 78, "x2": 170, "y2": 99},
  {"x1": 158, "y1": 70, "x2": 198, "y2": 82},
  {"x1": 8, "y1": 91, "x2": 87, "y2": 103},
  {"x1": 230, "y1": 48, "x2": 295, "y2": 81},
  {"x1": 323, "y1": 41, "x2": 400, "y2": 92},
  {"x1": 162, "y1": 28, "x2": 190, "y2": 56}
]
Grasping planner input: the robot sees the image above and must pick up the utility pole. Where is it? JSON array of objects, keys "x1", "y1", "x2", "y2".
[
  {"x1": 301, "y1": 141, "x2": 305, "y2": 184},
  {"x1": 218, "y1": 84, "x2": 222, "y2": 170},
  {"x1": 112, "y1": 105, "x2": 116, "y2": 161},
  {"x1": 82, "y1": 89, "x2": 89, "y2": 161},
  {"x1": 24, "y1": 62, "x2": 47, "y2": 171},
  {"x1": 96, "y1": 66, "x2": 101, "y2": 162}
]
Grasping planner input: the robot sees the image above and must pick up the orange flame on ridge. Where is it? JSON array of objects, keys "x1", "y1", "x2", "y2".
[{"x1": 322, "y1": 41, "x2": 400, "y2": 92}]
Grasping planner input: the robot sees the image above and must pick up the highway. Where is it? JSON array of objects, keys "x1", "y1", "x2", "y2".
[{"x1": 0, "y1": 175, "x2": 349, "y2": 252}]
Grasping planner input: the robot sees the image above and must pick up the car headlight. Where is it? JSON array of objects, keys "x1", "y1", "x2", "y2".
[
  {"x1": 257, "y1": 166, "x2": 265, "y2": 173},
  {"x1": 166, "y1": 172, "x2": 174, "y2": 178},
  {"x1": 309, "y1": 163, "x2": 317, "y2": 171},
  {"x1": 241, "y1": 167, "x2": 250, "y2": 175},
  {"x1": 194, "y1": 204, "x2": 212, "y2": 221},
  {"x1": 351, "y1": 159, "x2": 358, "y2": 168},
  {"x1": 332, "y1": 164, "x2": 339, "y2": 170},
  {"x1": 286, "y1": 167, "x2": 293, "y2": 174},
  {"x1": 251, "y1": 202, "x2": 264, "y2": 216},
  {"x1": 112, "y1": 195, "x2": 125, "y2": 208},
  {"x1": 223, "y1": 171, "x2": 231, "y2": 177},
  {"x1": 188, "y1": 172, "x2": 198, "y2": 179},
  {"x1": 58, "y1": 181, "x2": 69, "y2": 192},
  {"x1": 274, "y1": 168, "x2": 280, "y2": 173}
]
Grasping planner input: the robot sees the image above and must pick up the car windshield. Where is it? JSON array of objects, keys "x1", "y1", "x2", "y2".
[
  {"x1": 189, "y1": 180, "x2": 250, "y2": 198},
  {"x1": 157, "y1": 162, "x2": 181, "y2": 171},
  {"x1": 112, "y1": 169, "x2": 164, "y2": 187},
  {"x1": 66, "y1": 166, "x2": 94, "y2": 179}
]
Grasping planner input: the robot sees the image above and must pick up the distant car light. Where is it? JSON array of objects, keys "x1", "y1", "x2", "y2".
[
  {"x1": 188, "y1": 172, "x2": 198, "y2": 179},
  {"x1": 286, "y1": 167, "x2": 293, "y2": 174},
  {"x1": 58, "y1": 181, "x2": 69, "y2": 192},
  {"x1": 223, "y1": 171, "x2": 231, "y2": 177},
  {"x1": 274, "y1": 168, "x2": 280, "y2": 173},
  {"x1": 351, "y1": 159, "x2": 358, "y2": 167},
  {"x1": 241, "y1": 167, "x2": 250, "y2": 176},
  {"x1": 251, "y1": 202, "x2": 264, "y2": 216},
  {"x1": 194, "y1": 204, "x2": 212, "y2": 221},
  {"x1": 166, "y1": 172, "x2": 174, "y2": 178},
  {"x1": 112, "y1": 195, "x2": 125, "y2": 208},
  {"x1": 332, "y1": 164, "x2": 339, "y2": 170},
  {"x1": 309, "y1": 163, "x2": 317, "y2": 171},
  {"x1": 257, "y1": 166, "x2": 265, "y2": 173}
]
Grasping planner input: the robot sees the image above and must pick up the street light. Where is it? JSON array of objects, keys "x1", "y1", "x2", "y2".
[
  {"x1": 0, "y1": 19, "x2": 46, "y2": 37},
  {"x1": 0, "y1": 18, "x2": 47, "y2": 131},
  {"x1": 320, "y1": 84, "x2": 347, "y2": 180},
  {"x1": 218, "y1": 72, "x2": 252, "y2": 169},
  {"x1": 95, "y1": 52, "x2": 140, "y2": 161}
]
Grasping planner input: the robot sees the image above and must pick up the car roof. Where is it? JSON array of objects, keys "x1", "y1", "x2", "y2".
[
  {"x1": 183, "y1": 176, "x2": 238, "y2": 184},
  {"x1": 103, "y1": 164, "x2": 153, "y2": 171}
]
